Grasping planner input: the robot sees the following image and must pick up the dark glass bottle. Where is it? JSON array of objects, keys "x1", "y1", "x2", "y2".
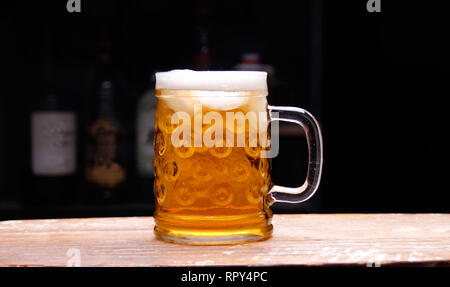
[
  {"x1": 29, "y1": 68, "x2": 77, "y2": 206},
  {"x1": 84, "y1": 42, "x2": 127, "y2": 203}
]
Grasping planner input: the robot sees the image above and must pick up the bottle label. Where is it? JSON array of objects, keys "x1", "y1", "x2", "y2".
[
  {"x1": 137, "y1": 109, "x2": 155, "y2": 177},
  {"x1": 85, "y1": 119, "x2": 125, "y2": 187},
  {"x1": 31, "y1": 112, "x2": 76, "y2": 176}
]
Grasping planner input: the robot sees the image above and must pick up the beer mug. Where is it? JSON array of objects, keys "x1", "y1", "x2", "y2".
[{"x1": 153, "y1": 70, "x2": 323, "y2": 244}]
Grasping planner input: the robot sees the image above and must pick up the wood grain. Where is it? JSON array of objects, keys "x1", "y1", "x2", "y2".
[{"x1": 0, "y1": 214, "x2": 449, "y2": 266}]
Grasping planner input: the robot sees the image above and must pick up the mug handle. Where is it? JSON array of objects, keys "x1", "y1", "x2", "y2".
[{"x1": 266, "y1": 105, "x2": 323, "y2": 204}]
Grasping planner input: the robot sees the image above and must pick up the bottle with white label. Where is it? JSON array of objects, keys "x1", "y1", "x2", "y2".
[{"x1": 29, "y1": 91, "x2": 77, "y2": 206}]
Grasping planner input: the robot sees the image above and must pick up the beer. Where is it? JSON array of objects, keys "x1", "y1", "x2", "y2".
[{"x1": 153, "y1": 71, "x2": 273, "y2": 244}]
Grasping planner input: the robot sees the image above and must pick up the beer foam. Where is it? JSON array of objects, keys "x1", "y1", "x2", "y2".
[{"x1": 155, "y1": 70, "x2": 267, "y2": 92}]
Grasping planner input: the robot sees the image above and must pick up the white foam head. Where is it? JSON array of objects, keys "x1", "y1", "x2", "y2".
[{"x1": 155, "y1": 70, "x2": 267, "y2": 91}]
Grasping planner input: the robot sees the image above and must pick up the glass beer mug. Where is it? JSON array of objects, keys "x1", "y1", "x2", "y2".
[{"x1": 153, "y1": 70, "x2": 323, "y2": 244}]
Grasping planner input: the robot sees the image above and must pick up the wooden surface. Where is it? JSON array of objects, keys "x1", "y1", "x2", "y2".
[{"x1": 0, "y1": 214, "x2": 449, "y2": 267}]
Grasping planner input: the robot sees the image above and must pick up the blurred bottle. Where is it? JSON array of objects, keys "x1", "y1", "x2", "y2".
[
  {"x1": 136, "y1": 73, "x2": 157, "y2": 178},
  {"x1": 29, "y1": 65, "x2": 77, "y2": 206},
  {"x1": 194, "y1": 6, "x2": 213, "y2": 70},
  {"x1": 84, "y1": 41, "x2": 127, "y2": 203}
]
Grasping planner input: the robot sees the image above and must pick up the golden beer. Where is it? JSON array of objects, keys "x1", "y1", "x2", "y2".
[{"x1": 153, "y1": 71, "x2": 273, "y2": 244}]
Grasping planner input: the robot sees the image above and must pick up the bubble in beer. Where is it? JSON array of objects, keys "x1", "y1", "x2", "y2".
[
  {"x1": 247, "y1": 185, "x2": 261, "y2": 204},
  {"x1": 163, "y1": 158, "x2": 179, "y2": 182},
  {"x1": 211, "y1": 184, "x2": 233, "y2": 206},
  {"x1": 209, "y1": 145, "x2": 232, "y2": 158},
  {"x1": 193, "y1": 157, "x2": 213, "y2": 182},
  {"x1": 229, "y1": 157, "x2": 251, "y2": 182},
  {"x1": 174, "y1": 141, "x2": 195, "y2": 159},
  {"x1": 154, "y1": 178, "x2": 166, "y2": 204},
  {"x1": 155, "y1": 132, "x2": 166, "y2": 156},
  {"x1": 213, "y1": 158, "x2": 229, "y2": 176},
  {"x1": 175, "y1": 183, "x2": 196, "y2": 206}
]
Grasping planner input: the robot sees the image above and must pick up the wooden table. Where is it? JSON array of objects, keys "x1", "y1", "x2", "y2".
[{"x1": 0, "y1": 214, "x2": 449, "y2": 267}]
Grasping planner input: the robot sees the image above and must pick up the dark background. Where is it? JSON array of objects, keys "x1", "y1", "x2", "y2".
[{"x1": 0, "y1": 0, "x2": 448, "y2": 219}]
